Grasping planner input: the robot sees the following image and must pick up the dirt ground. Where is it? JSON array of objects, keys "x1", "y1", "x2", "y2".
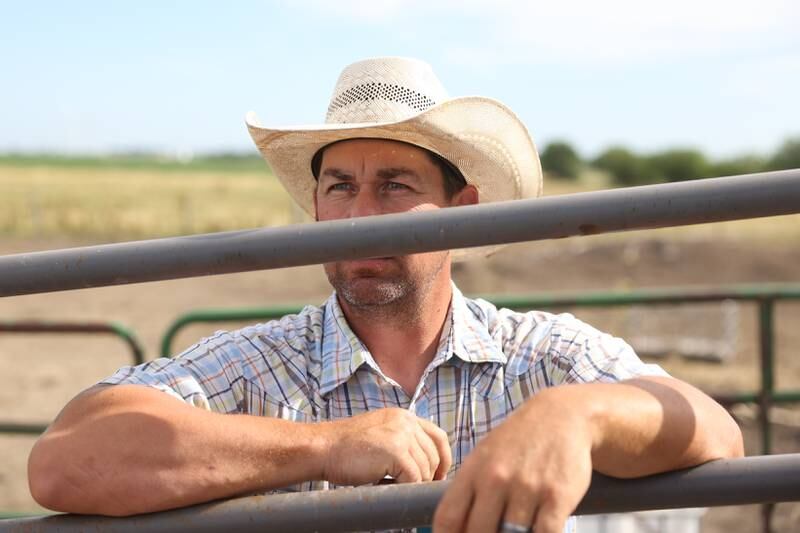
[{"x1": 1, "y1": 231, "x2": 799, "y2": 531}]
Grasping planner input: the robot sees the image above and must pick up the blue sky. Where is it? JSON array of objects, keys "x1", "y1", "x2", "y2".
[{"x1": 1, "y1": 0, "x2": 798, "y2": 159}]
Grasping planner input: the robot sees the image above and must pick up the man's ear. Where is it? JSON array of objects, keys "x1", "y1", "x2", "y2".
[{"x1": 452, "y1": 184, "x2": 479, "y2": 207}]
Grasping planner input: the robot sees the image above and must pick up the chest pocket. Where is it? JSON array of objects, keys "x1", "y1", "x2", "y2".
[
  {"x1": 441, "y1": 361, "x2": 511, "y2": 470},
  {"x1": 469, "y1": 363, "x2": 509, "y2": 430}
]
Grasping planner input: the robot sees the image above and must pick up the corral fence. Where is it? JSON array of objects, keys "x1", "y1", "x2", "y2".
[
  {"x1": 160, "y1": 284, "x2": 800, "y2": 457},
  {"x1": 3, "y1": 454, "x2": 800, "y2": 532},
  {"x1": 0, "y1": 321, "x2": 144, "y2": 434},
  {"x1": 157, "y1": 284, "x2": 800, "y2": 532},
  {"x1": 0, "y1": 169, "x2": 799, "y2": 532}
]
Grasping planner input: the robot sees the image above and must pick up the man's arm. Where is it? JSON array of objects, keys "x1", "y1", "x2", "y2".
[
  {"x1": 28, "y1": 384, "x2": 451, "y2": 516},
  {"x1": 583, "y1": 376, "x2": 743, "y2": 476},
  {"x1": 432, "y1": 376, "x2": 743, "y2": 533}
]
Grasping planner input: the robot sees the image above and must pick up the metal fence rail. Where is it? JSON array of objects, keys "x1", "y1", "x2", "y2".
[
  {"x1": 2, "y1": 171, "x2": 799, "y2": 532},
  {"x1": 157, "y1": 284, "x2": 800, "y2": 532},
  {"x1": 160, "y1": 283, "x2": 800, "y2": 456},
  {"x1": 0, "y1": 170, "x2": 798, "y2": 297},
  {"x1": 2, "y1": 454, "x2": 799, "y2": 533}
]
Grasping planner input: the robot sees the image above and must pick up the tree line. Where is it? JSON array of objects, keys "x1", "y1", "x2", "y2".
[{"x1": 541, "y1": 137, "x2": 800, "y2": 186}]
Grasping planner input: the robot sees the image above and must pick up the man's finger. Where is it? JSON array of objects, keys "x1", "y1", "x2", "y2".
[
  {"x1": 414, "y1": 426, "x2": 440, "y2": 481},
  {"x1": 407, "y1": 437, "x2": 433, "y2": 481},
  {"x1": 501, "y1": 482, "x2": 539, "y2": 533},
  {"x1": 392, "y1": 454, "x2": 423, "y2": 484},
  {"x1": 532, "y1": 501, "x2": 570, "y2": 533},
  {"x1": 431, "y1": 473, "x2": 473, "y2": 533},
  {"x1": 463, "y1": 480, "x2": 506, "y2": 533},
  {"x1": 418, "y1": 418, "x2": 452, "y2": 479}
]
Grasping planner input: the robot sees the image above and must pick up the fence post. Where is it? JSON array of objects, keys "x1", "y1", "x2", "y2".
[
  {"x1": 759, "y1": 300, "x2": 775, "y2": 455},
  {"x1": 759, "y1": 299, "x2": 776, "y2": 533}
]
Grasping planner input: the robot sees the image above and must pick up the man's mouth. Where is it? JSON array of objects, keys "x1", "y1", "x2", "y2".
[{"x1": 345, "y1": 257, "x2": 397, "y2": 273}]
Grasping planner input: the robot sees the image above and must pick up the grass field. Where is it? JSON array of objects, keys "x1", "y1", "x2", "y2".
[
  {"x1": 0, "y1": 163, "x2": 298, "y2": 239},
  {"x1": 2, "y1": 157, "x2": 798, "y2": 244},
  {"x1": 0, "y1": 153, "x2": 269, "y2": 173}
]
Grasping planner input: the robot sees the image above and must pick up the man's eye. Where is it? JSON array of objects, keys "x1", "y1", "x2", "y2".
[
  {"x1": 328, "y1": 183, "x2": 353, "y2": 192},
  {"x1": 385, "y1": 182, "x2": 410, "y2": 191}
]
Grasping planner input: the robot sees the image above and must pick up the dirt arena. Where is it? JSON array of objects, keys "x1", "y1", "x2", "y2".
[{"x1": 1, "y1": 230, "x2": 799, "y2": 531}]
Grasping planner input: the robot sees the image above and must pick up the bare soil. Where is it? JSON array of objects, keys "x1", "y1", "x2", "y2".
[{"x1": 1, "y1": 233, "x2": 799, "y2": 531}]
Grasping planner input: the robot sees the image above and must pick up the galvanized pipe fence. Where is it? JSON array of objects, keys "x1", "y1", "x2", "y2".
[
  {"x1": 158, "y1": 283, "x2": 800, "y2": 457},
  {"x1": 0, "y1": 320, "x2": 144, "y2": 434},
  {"x1": 1, "y1": 170, "x2": 799, "y2": 531},
  {"x1": 2, "y1": 454, "x2": 800, "y2": 532},
  {"x1": 0, "y1": 170, "x2": 798, "y2": 296}
]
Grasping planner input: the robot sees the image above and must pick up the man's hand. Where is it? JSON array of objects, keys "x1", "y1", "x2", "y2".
[
  {"x1": 432, "y1": 390, "x2": 591, "y2": 533},
  {"x1": 432, "y1": 377, "x2": 743, "y2": 533},
  {"x1": 320, "y1": 408, "x2": 453, "y2": 486}
]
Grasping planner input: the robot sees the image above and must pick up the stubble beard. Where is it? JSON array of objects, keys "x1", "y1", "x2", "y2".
[{"x1": 324, "y1": 254, "x2": 447, "y2": 322}]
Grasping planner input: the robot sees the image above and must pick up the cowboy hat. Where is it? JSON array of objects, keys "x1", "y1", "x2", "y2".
[{"x1": 245, "y1": 56, "x2": 543, "y2": 258}]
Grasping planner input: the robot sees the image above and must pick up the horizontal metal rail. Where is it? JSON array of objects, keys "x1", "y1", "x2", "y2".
[
  {"x1": 0, "y1": 170, "x2": 798, "y2": 297},
  {"x1": 0, "y1": 422, "x2": 51, "y2": 435},
  {"x1": 3, "y1": 454, "x2": 799, "y2": 533},
  {"x1": 159, "y1": 283, "x2": 800, "y2": 356},
  {"x1": 156, "y1": 283, "x2": 800, "y2": 496},
  {"x1": 0, "y1": 321, "x2": 145, "y2": 365}
]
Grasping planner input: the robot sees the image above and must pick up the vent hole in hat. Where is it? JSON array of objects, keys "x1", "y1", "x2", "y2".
[{"x1": 328, "y1": 82, "x2": 437, "y2": 116}]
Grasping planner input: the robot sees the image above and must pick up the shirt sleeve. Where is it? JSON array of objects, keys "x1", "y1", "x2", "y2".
[
  {"x1": 543, "y1": 312, "x2": 669, "y2": 385},
  {"x1": 98, "y1": 330, "x2": 247, "y2": 414}
]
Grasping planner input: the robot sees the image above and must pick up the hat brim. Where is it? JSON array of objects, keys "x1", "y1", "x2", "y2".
[{"x1": 246, "y1": 96, "x2": 542, "y2": 261}]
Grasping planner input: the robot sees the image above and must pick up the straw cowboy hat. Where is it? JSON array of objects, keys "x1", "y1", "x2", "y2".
[{"x1": 246, "y1": 56, "x2": 543, "y2": 258}]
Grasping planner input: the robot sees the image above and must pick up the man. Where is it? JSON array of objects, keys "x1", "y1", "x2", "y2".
[{"x1": 28, "y1": 57, "x2": 743, "y2": 533}]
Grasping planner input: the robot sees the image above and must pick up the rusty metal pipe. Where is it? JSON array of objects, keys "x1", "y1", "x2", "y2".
[
  {"x1": 3, "y1": 454, "x2": 799, "y2": 533},
  {"x1": 0, "y1": 170, "x2": 798, "y2": 297}
]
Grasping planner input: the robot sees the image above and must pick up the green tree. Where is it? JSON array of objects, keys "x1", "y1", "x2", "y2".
[
  {"x1": 711, "y1": 155, "x2": 767, "y2": 177},
  {"x1": 646, "y1": 149, "x2": 711, "y2": 182},
  {"x1": 540, "y1": 141, "x2": 581, "y2": 180},
  {"x1": 768, "y1": 137, "x2": 800, "y2": 171},
  {"x1": 593, "y1": 146, "x2": 657, "y2": 186}
]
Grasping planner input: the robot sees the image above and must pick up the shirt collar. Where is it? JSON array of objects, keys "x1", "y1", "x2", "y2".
[
  {"x1": 448, "y1": 283, "x2": 507, "y2": 365},
  {"x1": 317, "y1": 283, "x2": 507, "y2": 397},
  {"x1": 318, "y1": 292, "x2": 375, "y2": 397}
]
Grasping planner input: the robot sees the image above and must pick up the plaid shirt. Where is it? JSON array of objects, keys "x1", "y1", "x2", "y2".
[{"x1": 101, "y1": 284, "x2": 666, "y2": 531}]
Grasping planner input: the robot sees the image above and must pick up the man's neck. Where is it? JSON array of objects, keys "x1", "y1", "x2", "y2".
[{"x1": 338, "y1": 277, "x2": 453, "y2": 397}]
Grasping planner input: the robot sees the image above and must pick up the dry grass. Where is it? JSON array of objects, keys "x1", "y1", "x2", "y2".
[
  {"x1": 1, "y1": 164, "x2": 798, "y2": 245},
  {"x1": 0, "y1": 165, "x2": 298, "y2": 239}
]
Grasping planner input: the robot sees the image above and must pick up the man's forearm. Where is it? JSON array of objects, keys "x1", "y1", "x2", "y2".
[
  {"x1": 28, "y1": 384, "x2": 326, "y2": 516},
  {"x1": 529, "y1": 376, "x2": 744, "y2": 478}
]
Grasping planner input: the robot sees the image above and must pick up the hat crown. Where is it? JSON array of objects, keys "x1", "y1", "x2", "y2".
[{"x1": 325, "y1": 57, "x2": 449, "y2": 124}]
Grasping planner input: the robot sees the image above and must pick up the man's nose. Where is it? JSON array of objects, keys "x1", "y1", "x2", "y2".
[{"x1": 348, "y1": 189, "x2": 383, "y2": 218}]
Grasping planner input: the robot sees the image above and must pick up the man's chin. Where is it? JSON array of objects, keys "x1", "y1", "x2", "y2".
[
  {"x1": 324, "y1": 258, "x2": 412, "y2": 307},
  {"x1": 335, "y1": 277, "x2": 409, "y2": 308}
]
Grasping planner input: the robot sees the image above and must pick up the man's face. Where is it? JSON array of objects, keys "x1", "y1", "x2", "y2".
[{"x1": 314, "y1": 138, "x2": 475, "y2": 311}]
